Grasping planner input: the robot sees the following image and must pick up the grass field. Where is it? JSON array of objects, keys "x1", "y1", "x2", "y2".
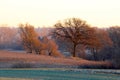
[
  {"x1": 0, "y1": 69, "x2": 120, "y2": 80},
  {"x1": 0, "y1": 50, "x2": 111, "y2": 68},
  {"x1": 0, "y1": 50, "x2": 119, "y2": 80}
]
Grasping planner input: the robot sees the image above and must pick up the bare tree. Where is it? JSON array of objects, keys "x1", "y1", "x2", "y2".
[
  {"x1": 107, "y1": 26, "x2": 120, "y2": 68},
  {"x1": 0, "y1": 27, "x2": 18, "y2": 49},
  {"x1": 52, "y1": 18, "x2": 100, "y2": 57}
]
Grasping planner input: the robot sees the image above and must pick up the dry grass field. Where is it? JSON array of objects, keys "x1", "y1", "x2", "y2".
[{"x1": 0, "y1": 50, "x2": 111, "y2": 68}]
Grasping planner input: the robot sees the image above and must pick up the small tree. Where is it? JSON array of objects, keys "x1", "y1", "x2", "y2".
[
  {"x1": 52, "y1": 18, "x2": 100, "y2": 57},
  {"x1": 41, "y1": 36, "x2": 63, "y2": 57},
  {"x1": 19, "y1": 23, "x2": 44, "y2": 54}
]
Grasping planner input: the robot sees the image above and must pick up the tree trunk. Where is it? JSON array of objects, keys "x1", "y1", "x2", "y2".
[
  {"x1": 92, "y1": 48, "x2": 97, "y2": 61},
  {"x1": 73, "y1": 44, "x2": 77, "y2": 57},
  {"x1": 49, "y1": 51, "x2": 52, "y2": 56}
]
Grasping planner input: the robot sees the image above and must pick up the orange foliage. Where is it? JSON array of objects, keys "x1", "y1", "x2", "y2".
[
  {"x1": 19, "y1": 23, "x2": 44, "y2": 54},
  {"x1": 42, "y1": 36, "x2": 64, "y2": 57},
  {"x1": 53, "y1": 18, "x2": 101, "y2": 57}
]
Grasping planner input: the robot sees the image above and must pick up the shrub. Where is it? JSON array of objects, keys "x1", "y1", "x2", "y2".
[{"x1": 11, "y1": 62, "x2": 33, "y2": 68}]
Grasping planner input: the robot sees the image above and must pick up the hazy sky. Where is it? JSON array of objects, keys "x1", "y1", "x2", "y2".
[{"x1": 0, "y1": 0, "x2": 120, "y2": 27}]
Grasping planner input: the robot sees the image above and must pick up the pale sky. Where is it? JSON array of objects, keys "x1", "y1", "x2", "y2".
[{"x1": 0, "y1": 0, "x2": 120, "y2": 28}]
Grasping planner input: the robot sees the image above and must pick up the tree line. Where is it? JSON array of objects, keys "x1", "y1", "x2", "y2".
[
  {"x1": 0, "y1": 18, "x2": 120, "y2": 68},
  {"x1": 19, "y1": 23, "x2": 63, "y2": 57}
]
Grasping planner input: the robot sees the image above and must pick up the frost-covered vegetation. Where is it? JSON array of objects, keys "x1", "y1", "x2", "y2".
[
  {"x1": 0, "y1": 18, "x2": 120, "y2": 68},
  {"x1": 0, "y1": 69, "x2": 120, "y2": 80}
]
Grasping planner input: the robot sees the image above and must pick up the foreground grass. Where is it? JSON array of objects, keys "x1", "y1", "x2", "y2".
[{"x1": 0, "y1": 69, "x2": 120, "y2": 80}]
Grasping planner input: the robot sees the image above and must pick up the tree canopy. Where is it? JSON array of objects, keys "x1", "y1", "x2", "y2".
[{"x1": 52, "y1": 18, "x2": 101, "y2": 57}]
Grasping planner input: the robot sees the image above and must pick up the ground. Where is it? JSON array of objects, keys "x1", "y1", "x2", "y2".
[{"x1": 0, "y1": 50, "x2": 111, "y2": 68}]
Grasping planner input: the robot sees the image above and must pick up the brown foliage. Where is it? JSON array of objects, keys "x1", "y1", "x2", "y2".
[
  {"x1": 19, "y1": 23, "x2": 44, "y2": 54},
  {"x1": 95, "y1": 28, "x2": 112, "y2": 48},
  {"x1": 19, "y1": 24, "x2": 63, "y2": 57},
  {"x1": 41, "y1": 36, "x2": 64, "y2": 57},
  {"x1": 89, "y1": 28, "x2": 113, "y2": 61},
  {"x1": 53, "y1": 18, "x2": 100, "y2": 57}
]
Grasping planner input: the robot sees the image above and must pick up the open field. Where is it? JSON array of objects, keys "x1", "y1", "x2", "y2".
[
  {"x1": 0, "y1": 50, "x2": 119, "y2": 80},
  {"x1": 0, "y1": 69, "x2": 120, "y2": 80},
  {"x1": 0, "y1": 50, "x2": 111, "y2": 68}
]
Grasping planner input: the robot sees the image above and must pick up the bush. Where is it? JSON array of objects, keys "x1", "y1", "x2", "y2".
[
  {"x1": 77, "y1": 64, "x2": 113, "y2": 69},
  {"x1": 12, "y1": 62, "x2": 33, "y2": 68}
]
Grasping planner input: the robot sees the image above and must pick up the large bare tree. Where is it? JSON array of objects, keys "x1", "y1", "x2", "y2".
[{"x1": 53, "y1": 18, "x2": 100, "y2": 57}]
